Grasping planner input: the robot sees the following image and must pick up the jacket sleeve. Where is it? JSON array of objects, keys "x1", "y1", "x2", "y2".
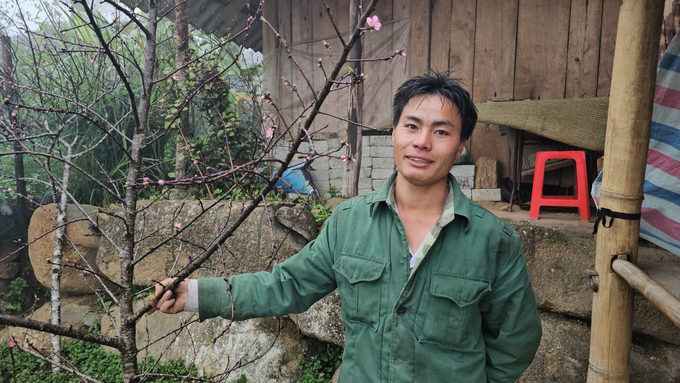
[
  {"x1": 197, "y1": 208, "x2": 340, "y2": 322},
  {"x1": 479, "y1": 228, "x2": 542, "y2": 383}
]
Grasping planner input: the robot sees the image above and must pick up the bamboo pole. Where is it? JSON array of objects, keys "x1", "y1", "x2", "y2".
[
  {"x1": 612, "y1": 258, "x2": 680, "y2": 328},
  {"x1": 586, "y1": 2, "x2": 665, "y2": 382}
]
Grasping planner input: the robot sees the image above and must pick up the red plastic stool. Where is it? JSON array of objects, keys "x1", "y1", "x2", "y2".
[{"x1": 529, "y1": 151, "x2": 590, "y2": 221}]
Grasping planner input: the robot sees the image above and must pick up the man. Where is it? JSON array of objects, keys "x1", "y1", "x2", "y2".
[{"x1": 149, "y1": 70, "x2": 542, "y2": 382}]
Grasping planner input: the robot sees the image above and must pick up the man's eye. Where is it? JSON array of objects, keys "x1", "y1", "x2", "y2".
[
  {"x1": 405, "y1": 124, "x2": 417, "y2": 130},
  {"x1": 435, "y1": 130, "x2": 449, "y2": 136}
]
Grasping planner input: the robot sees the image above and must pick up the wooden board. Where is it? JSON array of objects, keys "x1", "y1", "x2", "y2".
[
  {"x1": 513, "y1": 0, "x2": 571, "y2": 100},
  {"x1": 565, "y1": 0, "x2": 603, "y2": 99},
  {"x1": 469, "y1": 0, "x2": 518, "y2": 179},
  {"x1": 472, "y1": 0, "x2": 518, "y2": 103},
  {"x1": 596, "y1": 0, "x2": 619, "y2": 97},
  {"x1": 392, "y1": 0, "x2": 411, "y2": 20},
  {"x1": 430, "y1": 0, "x2": 452, "y2": 72},
  {"x1": 449, "y1": 0, "x2": 477, "y2": 90},
  {"x1": 409, "y1": 0, "x2": 430, "y2": 77},
  {"x1": 262, "y1": 0, "x2": 278, "y2": 55}
]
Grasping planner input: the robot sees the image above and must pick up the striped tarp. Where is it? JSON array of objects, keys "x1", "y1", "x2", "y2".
[{"x1": 591, "y1": 34, "x2": 680, "y2": 256}]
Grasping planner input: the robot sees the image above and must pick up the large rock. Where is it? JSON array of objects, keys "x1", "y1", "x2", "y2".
[
  {"x1": 514, "y1": 222, "x2": 680, "y2": 345},
  {"x1": 290, "y1": 290, "x2": 345, "y2": 346},
  {"x1": 0, "y1": 295, "x2": 99, "y2": 348},
  {"x1": 101, "y1": 301, "x2": 311, "y2": 383},
  {"x1": 96, "y1": 201, "x2": 314, "y2": 286},
  {"x1": 475, "y1": 157, "x2": 499, "y2": 189},
  {"x1": 520, "y1": 312, "x2": 680, "y2": 382},
  {"x1": 28, "y1": 204, "x2": 104, "y2": 295}
]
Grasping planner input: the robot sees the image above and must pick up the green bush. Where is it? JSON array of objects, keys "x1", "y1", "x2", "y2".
[
  {"x1": 0, "y1": 277, "x2": 27, "y2": 313},
  {"x1": 296, "y1": 344, "x2": 343, "y2": 383}
]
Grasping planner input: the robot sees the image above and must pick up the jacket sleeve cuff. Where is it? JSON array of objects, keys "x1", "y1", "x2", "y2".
[{"x1": 197, "y1": 277, "x2": 233, "y2": 321}]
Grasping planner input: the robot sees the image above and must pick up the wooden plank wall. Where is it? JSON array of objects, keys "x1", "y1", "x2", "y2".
[{"x1": 263, "y1": 0, "x2": 676, "y2": 178}]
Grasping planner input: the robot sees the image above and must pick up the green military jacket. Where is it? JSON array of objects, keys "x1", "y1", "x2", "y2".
[{"x1": 198, "y1": 172, "x2": 542, "y2": 382}]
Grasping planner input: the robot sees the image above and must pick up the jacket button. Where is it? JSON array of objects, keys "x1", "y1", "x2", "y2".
[{"x1": 396, "y1": 306, "x2": 407, "y2": 316}]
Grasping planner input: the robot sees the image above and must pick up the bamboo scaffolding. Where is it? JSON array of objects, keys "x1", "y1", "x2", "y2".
[
  {"x1": 586, "y1": 1, "x2": 665, "y2": 382},
  {"x1": 612, "y1": 258, "x2": 680, "y2": 328}
]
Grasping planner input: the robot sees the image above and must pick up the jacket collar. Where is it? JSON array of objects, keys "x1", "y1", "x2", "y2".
[{"x1": 370, "y1": 171, "x2": 472, "y2": 224}]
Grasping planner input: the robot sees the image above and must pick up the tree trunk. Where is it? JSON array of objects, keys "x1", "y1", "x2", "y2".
[
  {"x1": 174, "y1": 0, "x2": 191, "y2": 182},
  {"x1": 341, "y1": 0, "x2": 363, "y2": 198}
]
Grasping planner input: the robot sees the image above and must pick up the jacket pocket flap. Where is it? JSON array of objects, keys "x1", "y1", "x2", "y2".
[
  {"x1": 333, "y1": 255, "x2": 386, "y2": 284},
  {"x1": 430, "y1": 274, "x2": 491, "y2": 307}
]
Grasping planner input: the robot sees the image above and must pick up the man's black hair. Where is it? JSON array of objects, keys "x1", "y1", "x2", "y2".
[{"x1": 392, "y1": 69, "x2": 477, "y2": 141}]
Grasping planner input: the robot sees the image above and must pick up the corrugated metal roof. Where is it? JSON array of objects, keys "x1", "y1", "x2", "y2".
[{"x1": 118, "y1": 0, "x2": 263, "y2": 52}]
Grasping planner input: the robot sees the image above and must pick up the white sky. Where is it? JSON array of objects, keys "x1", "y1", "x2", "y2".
[{"x1": 1, "y1": 0, "x2": 117, "y2": 35}]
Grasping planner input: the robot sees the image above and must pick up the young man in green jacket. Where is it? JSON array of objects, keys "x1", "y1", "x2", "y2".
[{"x1": 149, "y1": 70, "x2": 542, "y2": 382}]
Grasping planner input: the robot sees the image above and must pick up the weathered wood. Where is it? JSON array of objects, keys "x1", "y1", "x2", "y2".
[
  {"x1": 262, "y1": 0, "x2": 278, "y2": 55},
  {"x1": 449, "y1": 0, "x2": 476, "y2": 89},
  {"x1": 430, "y1": 0, "x2": 452, "y2": 72},
  {"x1": 342, "y1": 0, "x2": 363, "y2": 198},
  {"x1": 472, "y1": 0, "x2": 517, "y2": 103},
  {"x1": 612, "y1": 258, "x2": 680, "y2": 329},
  {"x1": 409, "y1": 0, "x2": 430, "y2": 76},
  {"x1": 469, "y1": 0, "x2": 517, "y2": 179},
  {"x1": 514, "y1": 0, "x2": 570, "y2": 100},
  {"x1": 391, "y1": 0, "x2": 410, "y2": 108},
  {"x1": 565, "y1": 0, "x2": 604, "y2": 98},
  {"x1": 587, "y1": 1, "x2": 665, "y2": 382},
  {"x1": 312, "y1": 0, "x2": 338, "y2": 137},
  {"x1": 596, "y1": 0, "x2": 619, "y2": 97},
  {"x1": 392, "y1": 0, "x2": 410, "y2": 19}
]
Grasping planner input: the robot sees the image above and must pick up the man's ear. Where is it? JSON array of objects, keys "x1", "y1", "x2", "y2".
[{"x1": 455, "y1": 140, "x2": 467, "y2": 160}]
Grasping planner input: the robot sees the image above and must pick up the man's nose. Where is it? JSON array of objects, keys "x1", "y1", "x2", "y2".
[{"x1": 412, "y1": 130, "x2": 431, "y2": 149}]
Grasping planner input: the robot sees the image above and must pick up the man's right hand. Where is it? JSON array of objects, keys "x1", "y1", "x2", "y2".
[{"x1": 147, "y1": 277, "x2": 189, "y2": 315}]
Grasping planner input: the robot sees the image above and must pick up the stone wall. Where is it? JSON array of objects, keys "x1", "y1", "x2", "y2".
[{"x1": 5, "y1": 200, "x2": 680, "y2": 382}]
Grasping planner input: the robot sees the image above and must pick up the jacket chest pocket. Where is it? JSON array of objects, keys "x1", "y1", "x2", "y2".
[
  {"x1": 333, "y1": 255, "x2": 386, "y2": 331},
  {"x1": 416, "y1": 274, "x2": 491, "y2": 351}
]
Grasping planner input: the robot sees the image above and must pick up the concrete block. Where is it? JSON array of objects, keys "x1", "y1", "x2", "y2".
[
  {"x1": 362, "y1": 136, "x2": 369, "y2": 147},
  {"x1": 372, "y1": 168, "x2": 396, "y2": 179},
  {"x1": 372, "y1": 158, "x2": 395, "y2": 170},
  {"x1": 310, "y1": 140, "x2": 329, "y2": 152},
  {"x1": 360, "y1": 157, "x2": 372, "y2": 168},
  {"x1": 454, "y1": 175, "x2": 474, "y2": 189},
  {"x1": 309, "y1": 170, "x2": 330, "y2": 183},
  {"x1": 450, "y1": 164, "x2": 475, "y2": 178},
  {"x1": 360, "y1": 167, "x2": 372, "y2": 178},
  {"x1": 330, "y1": 178, "x2": 343, "y2": 190},
  {"x1": 461, "y1": 188, "x2": 472, "y2": 199},
  {"x1": 471, "y1": 188, "x2": 502, "y2": 202},
  {"x1": 311, "y1": 157, "x2": 330, "y2": 171},
  {"x1": 475, "y1": 157, "x2": 499, "y2": 189},
  {"x1": 358, "y1": 178, "x2": 372, "y2": 189},
  {"x1": 358, "y1": 188, "x2": 373, "y2": 195},
  {"x1": 330, "y1": 167, "x2": 346, "y2": 180},
  {"x1": 369, "y1": 135, "x2": 392, "y2": 147},
  {"x1": 299, "y1": 142, "x2": 310, "y2": 153},
  {"x1": 372, "y1": 179, "x2": 388, "y2": 190},
  {"x1": 371, "y1": 147, "x2": 394, "y2": 158}
]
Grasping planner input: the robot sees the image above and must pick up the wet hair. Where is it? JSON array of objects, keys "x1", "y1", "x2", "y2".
[{"x1": 392, "y1": 69, "x2": 477, "y2": 141}]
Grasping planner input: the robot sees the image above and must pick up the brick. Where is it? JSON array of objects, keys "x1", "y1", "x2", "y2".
[
  {"x1": 454, "y1": 175, "x2": 474, "y2": 189},
  {"x1": 311, "y1": 157, "x2": 330, "y2": 171},
  {"x1": 372, "y1": 179, "x2": 388, "y2": 190},
  {"x1": 360, "y1": 167, "x2": 372, "y2": 178},
  {"x1": 330, "y1": 178, "x2": 343, "y2": 190},
  {"x1": 358, "y1": 188, "x2": 373, "y2": 195},
  {"x1": 475, "y1": 157, "x2": 499, "y2": 189},
  {"x1": 372, "y1": 168, "x2": 396, "y2": 179},
  {"x1": 369, "y1": 135, "x2": 393, "y2": 147},
  {"x1": 460, "y1": 188, "x2": 472, "y2": 199},
  {"x1": 311, "y1": 139, "x2": 329, "y2": 152},
  {"x1": 360, "y1": 157, "x2": 372, "y2": 168},
  {"x1": 359, "y1": 178, "x2": 372, "y2": 189},
  {"x1": 372, "y1": 158, "x2": 395, "y2": 170},
  {"x1": 309, "y1": 170, "x2": 330, "y2": 183},
  {"x1": 362, "y1": 136, "x2": 370, "y2": 146},
  {"x1": 471, "y1": 188, "x2": 502, "y2": 202},
  {"x1": 298, "y1": 142, "x2": 310, "y2": 153},
  {"x1": 370, "y1": 146, "x2": 394, "y2": 158},
  {"x1": 450, "y1": 164, "x2": 475, "y2": 178},
  {"x1": 330, "y1": 167, "x2": 346, "y2": 180}
]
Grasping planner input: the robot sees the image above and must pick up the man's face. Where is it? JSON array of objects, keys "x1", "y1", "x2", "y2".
[{"x1": 391, "y1": 94, "x2": 465, "y2": 189}]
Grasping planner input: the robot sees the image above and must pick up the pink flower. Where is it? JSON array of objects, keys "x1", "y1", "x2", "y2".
[
  {"x1": 172, "y1": 75, "x2": 179, "y2": 81},
  {"x1": 366, "y1": 15, "x2": 381, "y2": 31},
  {"x1": 360, "y1": 73, "x2": 365, "y2": 78},
  {"x1": 143, "y1": 177, "x2": 150, "y2": 182},
  {"x1": 7, "y1": 188, "x2": 11, "y2": 192},
  {"x1": 174, "y1": 222, "x2": 182, "y2": 229},
  {"x1": 352, "y1": 158, "x2": 356, "y2": 162},
  {"x1": 61, "y1": 30, "x2": 66, "y2": 36},
  {"x1": 260, "y1": 94, "x2": 265, "y2": 99},
  {"x1": 401, "y1": 51, "x2": 407, "y2": 57},
  {"x1": 8, "y1": 340, "x2": 14, "y2": 348},
  {"x1": 193, "y1": 159, "x2": 198, "y2": 164},
  {"x1": 158, "y1": 179, "x2": 165, "y2": 185},
  {"x1": 341, "y1": 155, "x2": 348, "y2": 163},
  {"x1": 266, "y1": 128, "x2": 274, "y2": 138},
  {"x1": 91, "y1": 57, "x2": 95, "y2": 64}
]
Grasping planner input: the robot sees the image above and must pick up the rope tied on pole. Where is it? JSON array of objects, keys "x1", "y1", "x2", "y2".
[{"x1": 592, "y1": 208, "x2": 642, "y2": 234}]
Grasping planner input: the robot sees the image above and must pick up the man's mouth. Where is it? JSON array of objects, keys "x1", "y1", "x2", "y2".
[{"x1": 407, "y1": 156, "x2": 433, "y2": 164}]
